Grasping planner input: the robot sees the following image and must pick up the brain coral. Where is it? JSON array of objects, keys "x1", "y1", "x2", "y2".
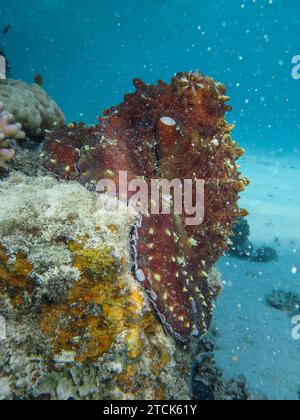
[
  {"x1": 0, "y1": 79, "x2": 65, "y2": 137},
  {"x1": 0, "y1": 102, "x2": 25, "y2": 165},
  {"x1": 43, "y1": 71, "x2": 249, "y2": 342}
]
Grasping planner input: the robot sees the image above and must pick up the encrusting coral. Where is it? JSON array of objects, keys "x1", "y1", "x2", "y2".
[
  {"x1": 43, "y1": 71, "x2": 249, "y2": 341},
  {"x1": 0, "y1": 79, "x2": 65, "y2": 138},
  {"x1": 0, "y1": 173, "x2": 193, "y2": 400},
  {"x1": 0, "y1": 102, "x2": 25, "y2": 165}
]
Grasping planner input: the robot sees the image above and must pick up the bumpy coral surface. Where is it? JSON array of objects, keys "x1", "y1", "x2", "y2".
[
  {"x1": 0, "y1": 79, "x2": 65, "y2": 137},
  {"x1": 0, "y1": 173, "x2": 192, "y2": 400},
  {"x1": 0, "y1": 102, "x2": 25, "y2": 165},
  {"x1": 43, "y1": 71, "x2": 249, "y2": 341}
]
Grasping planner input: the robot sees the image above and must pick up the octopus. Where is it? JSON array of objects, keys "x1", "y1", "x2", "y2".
[{"x1": 43, "y1": 71, "x2": 249, "y2": 342}]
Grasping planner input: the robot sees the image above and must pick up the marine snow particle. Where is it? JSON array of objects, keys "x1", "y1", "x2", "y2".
[{"x1": 291, "y1": 266, "x2": 297, "y2": 275}]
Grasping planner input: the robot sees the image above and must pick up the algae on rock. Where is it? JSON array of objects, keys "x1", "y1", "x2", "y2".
[{"x1": 0, "y1": 172, "x2": 192, "y2": 400}]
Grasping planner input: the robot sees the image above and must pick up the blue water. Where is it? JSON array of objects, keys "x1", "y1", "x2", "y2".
[
  {"x1": 1, "y1": 0, "x2": 299, "y2": 152},
  {"x1": 1, "y1": 0, "x2": 300, "y2": 400}
]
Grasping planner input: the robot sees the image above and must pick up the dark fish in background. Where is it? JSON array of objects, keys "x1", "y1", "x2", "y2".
[
  {"x1": 3, "y1": 25, "x2": 12, "y2": 35},
  {"x1": 34, "y1": 74, "x2": 43, "y2": 87}
]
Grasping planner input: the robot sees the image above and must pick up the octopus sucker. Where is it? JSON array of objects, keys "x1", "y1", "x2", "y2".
[{"x1": 43, "y1": 71, "x2": 249, "y2": 341}]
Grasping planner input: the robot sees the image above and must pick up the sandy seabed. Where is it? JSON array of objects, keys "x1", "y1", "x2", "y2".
[{"x1": 214, "y1": 151, "x2": 300, "y2": 400}]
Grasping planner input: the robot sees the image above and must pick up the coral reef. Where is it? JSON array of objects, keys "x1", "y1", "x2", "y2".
[
  {"x1": 0, "y1": 102, "x2": 25, "y2": 166},
  {"x1": 43, "y1": 71, "x2": 249, "y2": 341},
  {"x1": 0, "y1": 172, "x2": 195, "y2": 400},
  {"x1": 0, "y1": 79, "x2": 65, "y2": 138}
]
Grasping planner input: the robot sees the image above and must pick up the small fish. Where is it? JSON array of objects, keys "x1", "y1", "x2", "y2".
[{"x1": 3, "y1": 25, "x2": 12, "y2": 35}]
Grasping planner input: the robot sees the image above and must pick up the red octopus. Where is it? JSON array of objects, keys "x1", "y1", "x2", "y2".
[{"x1": 43, "y1": 71, "x2": 249, "y2": 341}]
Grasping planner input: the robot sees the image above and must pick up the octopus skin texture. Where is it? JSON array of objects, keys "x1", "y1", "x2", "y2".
[{"x1": 43, "y1": 71, "x2": 249, "y2": 341}]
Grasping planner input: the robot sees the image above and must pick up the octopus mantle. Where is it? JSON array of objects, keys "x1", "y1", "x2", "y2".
[{"x1": 43, "y1": 71, "x2": 249, "y2": 341}]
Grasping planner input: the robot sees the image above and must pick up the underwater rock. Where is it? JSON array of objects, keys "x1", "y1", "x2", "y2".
[
  {"x1": 229, "y1": 217, "x2": 254, "y2": 259},
  {"x1": 43, "y1": 71, "x2": 249, "y2": 341},
  {"x1": 0, "y1": 102, "x2": 25, "y2": 167},
  {"x1": 231, "y1": 217, "x2": 250, "y2": 247},
  {"x1": 230, "y1": 217, "x2": 251, "y2": 250},
  {"x1": 0, "y1": 79, "x2": 65, "y2": 138},
  {"x1": 229, "y1": 217, "x2": 277, "y2": 263},
  {"x1": 230, "y1": 239, "x2": 255, "y2": 260},
  {"x1": 266, "y1": 290, "x2": 300, "y2": 314},
  {"x1": 192, "y1": 379, "x2": 215, "y2": 401},
  {"x1": 251, "y1": 246, "x2": 277, "y2": 263},
  {"x1": 0, "y1": 172, "x2": 196, "y2": 400},
  {"x1": 191, "y1": 332, "x2": 266, "y2": 401}
]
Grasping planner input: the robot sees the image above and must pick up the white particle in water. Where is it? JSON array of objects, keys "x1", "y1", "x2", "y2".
[{"x1": 291, "y1": 266, "x2": 297, "y2": 275}]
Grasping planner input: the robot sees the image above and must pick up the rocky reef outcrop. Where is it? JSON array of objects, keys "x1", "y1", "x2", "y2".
[{"x1": 0, "y1": 173, "x2": 195, "y2": 400}]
